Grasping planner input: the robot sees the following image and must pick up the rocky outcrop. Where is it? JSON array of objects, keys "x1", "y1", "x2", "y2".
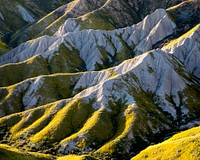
[
  {"x1": 8, "y1": 0, "x2": 184, "y2": 47},
  {"x1": 8, "y1": 0, "x2": 108, "y2": 47},
  {"x1": 163, "y1": 24, "x2": 200, "y2": 79},
  {"x1": 1, "y1": 25, "x2": 200, "y2": 158},
  {"x1": 0, "y1": 49, "x2": 199, "y2": 159},
  {"x1": 0, "y1": 9, "x2": 176, "y2": 67},
  {"x1": 16, "y1": 5, "x2": 36, "y2": 23},
  {"x1": 0, "y1": 49, "x2": 195, "y2": 117},
  {"x1": 0, "y1": 9, "x2": 177, "y2": 87},
  {"x1": 0, "y1": 1, "x2": 199, "y2": 160}
]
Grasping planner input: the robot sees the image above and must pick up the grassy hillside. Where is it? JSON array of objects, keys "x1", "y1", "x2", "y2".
[
  {"x1": 8, "y1": 0, "x2": 184, "y2": 47},
  {"x1": 0, "y1": 50, "x2": 200, "y2": 159},
  {"x1": 0, "y1": 1, "x2": 199, "y2": 160},
  {"x1": 132, "y1": 125, "x2": 200, "y2": 160},
  {"x1": 0, "y1": 144, "x2": 96, "y2": 160},
  {"x1": 167, "y1": 0, "x2": 200, "y2": 33},
  {"x1": 0, "y1": 0, "x2": 72, "y2": 47},
  {"x1": 0, "y1": 41, "x2": 10, "y2": 56},
  {"x1": 1, "y1": 125, "x2": 200, "y2": 160},
  {"x1": 0, "y1": 144, "x2": 54, "y2": 160},
  {"x1": 57, "y1": 155, "x2": 96, "y2": 160}
]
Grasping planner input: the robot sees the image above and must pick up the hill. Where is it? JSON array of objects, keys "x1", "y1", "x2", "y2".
[{"x1": 0, "y1": 0, "x2": 199, "y2": 159}]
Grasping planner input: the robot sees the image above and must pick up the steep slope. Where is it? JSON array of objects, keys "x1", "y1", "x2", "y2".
[
  {"x1": 0, "y1": 1, "x2": 199, "y2": 160},
  {"x1": 0, "y1": 144, "x2": 95, "y2": 160},
  {"x1": 0, "y1": 144, "x2": 54, "y2": 160},
  {"x1": 163, "y1": 24, "x2": 200, "y2": 79},
  {"x1": 9, "y1": 0, "x2": 184, "y2": 46},
  {"x1": 0, "y1": 9, "x2": 176, "y2": 87},
  {"x1": 132, "y1": 125, "x2": 200, "y2": 160},
  {"x1": 0, "y1": 40, "x2": 10, "y2": 56},
  {"x1": 167, "y1": 0, "x2": 200, "y2": 33},
  {"x1": 0, "y1": 0, "x2": 72, "y2": 46},
  {"x1": 0, "y1": 49, "x2": 199, "y2": 159},
  {"x1": 77, "y1": 0, "x2": 183, "y2": 29},
  {"x1": 9, "y1": 0, "x2": 108, "y2": 47}
]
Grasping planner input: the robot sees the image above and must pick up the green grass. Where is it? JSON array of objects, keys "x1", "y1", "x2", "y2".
[
  {"x1": 60, "y1": 107, "x2": 114, "y2": 153},
  {"x1": 132, "y1": 126, "x2": 200, "y2": 160},
  {"x1": 183, "y1": 85, "x2": 200, "y2": 116},
  {"x1": 79, "y1": 11, "x2": 115, "y2": 31},
  {"x1": 0, "y1": 40, "x2": 10, "y2": 56},
  {"x1": 0, "y1": 55, "x2": 49, "y2": 87},
  {"x1": 0, "y1": 0, "x2": 72, "y2": 46},
  {"x1": 0, "y1": 144, "x2": 96, "y2": 160},
  {"x1": 0, "y1": 144, "x2": 54, "y2": 160},
  {"x1": 10, "y1": 11, "x2": 58, "y2": 46},
  {"x1": 96, "y1": 105, "x2": 136, "y2": 158},
  {"x1": 49, "y1": 44, "x2": 86, "y2": 73},
  {"x1": 11, "y1": 103, "x2": 58, "y2": 141},
  {"x1": 31, "y1": 99, "x2": 95, "y2": 143},
  {"x1": 0, "y1": 72, "x2": 85, "y2": 117},
  {"x1": 167, "y1": 0, "x2": 193, "y2": 11},
  {"x1": 57, "y1": 155, "x2": 96, "y2": 160},
  {"x1": 0, "y1": 44, "x2": 86, "y2": 87},
  {"x1": 0, "y1": 41, "x2": 9, "y2": 49}
]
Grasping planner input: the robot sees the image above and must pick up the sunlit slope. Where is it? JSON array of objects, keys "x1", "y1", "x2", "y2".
[
  {"x1": 9, "y1": 0, "x2": 108, "y2": 46},
  {"x1": 0, "y1": 9, "x2": 176, "y2": 87},
  {"x1": 9, "y1": 0, "x2": 184, "y2": 46},
  {"x1": 0, "y1": 144, "x2": 97, "y2": 160},
  {"x1": 0, "y1": 1, "x2": 199, "y2": 160},
  {"x1": 131, "y1": 126, "x2": 200, "y2": 160},
  {"x1": 1, "y1": 126, "x2": 200, "y2": 160},
  {"x1": 0, "y1": 50, "x2": 200, "y2": 159},
  {"x1": 57, "y1": 155, "x2": 96, "y2": 160},
  {"x1": 0, "y1": 144, "x2": 54, "y2": 160},
  {"x1": 162, "y1": 24, "x2": 200, "y2": 78}
]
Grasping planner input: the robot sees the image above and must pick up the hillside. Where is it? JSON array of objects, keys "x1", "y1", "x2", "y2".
[
  {"x1": 0, "y1": 25, "x2": 200, "y2": 158},
  {"x1": 1, "y1": 126, "x2": 200, "y2": 160},
  {"x1": 0, "y1": 8, "x2": 177, "y2": 87},
  {"x1": 132, "y1": 125, "x2": 200, "y2": 160},
  {"x1": 0, "y1": 0, "x2": 72, "y2": 32},
  {"x1": 0, "y1": 0, "x2": 72, "y2": 47},
  {"x1": 7, "y1": 0, "x2": 185, "y2": 47},
  {"x1": 0, "y1": 0, "x2": 200, "y2": 160}
]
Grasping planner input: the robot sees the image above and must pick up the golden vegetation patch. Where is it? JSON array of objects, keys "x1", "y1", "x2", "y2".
[
  {"x1": 0, "y1": 144, "x2": 54, "y2": 160},
  {"x1": 132, "y1": 126, "x2": 200, "y2": 160}
]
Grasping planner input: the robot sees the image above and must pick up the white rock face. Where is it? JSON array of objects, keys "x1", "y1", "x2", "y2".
[
  {"x1": 22, "y1": 76, "x2": 45, "y2": 110},
  {"x1": 0, "y1": 9, "x2": 176, "y2": 70},
  {"x1": 72, "y1": 50, "x2": 187, "y2": 118},
  {"x1": 0, "y1": 12, "x2": 4, "y2": 21},
  {"x1": 0, "y1": 36, "x2": 56, "y2": 65},
  {"x1": 16, "y1": 5, "x2": 35, "y2": 23},
  {"x1": 72, "y1": 70, "x2": 111, "y2": 94},
  {"x1": 163, "y1": 25, "x2": 200, "y2": 78},
  {"x1": 54, "y1": 18, "x2": 81, "y2": 37},
  {"x1": 1, "y1": 49, "x2": 191, "y2": 119},
  {"x1": 132, "y1": 9, "x2": 176, "y2": 53}
]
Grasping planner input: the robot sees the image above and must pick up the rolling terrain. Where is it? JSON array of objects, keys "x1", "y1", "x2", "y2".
[{"x1": 0, "y1": 0, "x2": 200, "y2": 160}]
